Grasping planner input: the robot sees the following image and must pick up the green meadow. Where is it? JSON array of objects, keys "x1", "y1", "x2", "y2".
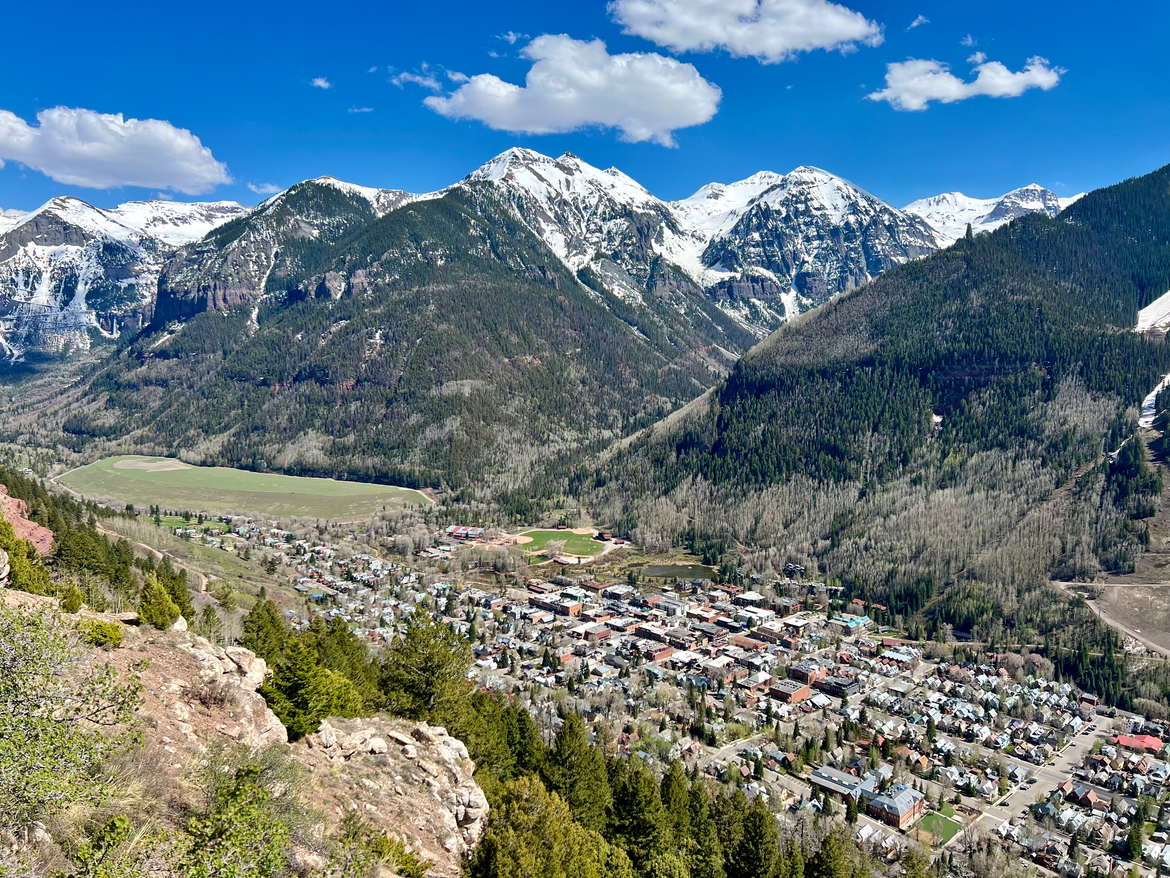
[{"x1": 59, "y1": 456, "x2": 428, "y2": 519}]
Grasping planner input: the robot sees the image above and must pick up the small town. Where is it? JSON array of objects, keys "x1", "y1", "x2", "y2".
[{"x1": 164, "y1": 512, "x2": 1170, "y2": 878}]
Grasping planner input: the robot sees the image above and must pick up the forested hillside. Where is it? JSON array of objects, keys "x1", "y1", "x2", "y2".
[
  {"x1": 36, "y1": 185, "x2": 749, "y2": 496},
  {"x1": 594, "y1": 164, "x2": 1170, "y2": 698}
]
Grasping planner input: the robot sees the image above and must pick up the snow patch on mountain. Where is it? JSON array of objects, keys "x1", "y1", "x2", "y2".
[
  {"x1": 0, "y1": 196, "x2": 248, "y2": 359},
  {"x1": 904, "y1": 184, "x2": 1085, "y2": 243},
  {"x1": 1137, "y1": 289, "x2": 1170, "y2": 334}
]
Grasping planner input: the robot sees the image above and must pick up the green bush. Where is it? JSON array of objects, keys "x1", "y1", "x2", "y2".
[
  {"x1": 81, "y1": 619, "x2": 124, "y2": 650},
  {"x1": 60, "y1": 584, "x2": 84, "y2": 614},
  {"x1": 137, "y1": 572, "x2": 180, "y2": 630}
]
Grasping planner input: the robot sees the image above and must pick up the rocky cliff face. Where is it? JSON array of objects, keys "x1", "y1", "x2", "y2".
[
  {"x1": 152, "y1": 178, "x2": 437, "y2": 324},
  {"x1": 0, "y1": 485, "x2": 54, "y2": 555},
  {"x1": 295, "y1": 718, "x2": 489, "y2": 878},
  {"x1": 0, "y1": 197, "x2": 246, "y2": 360},
  {"x1": 116, "y1": 632, "x2": 288, "y2": 751},
  {"x1": 693, "y1": 166, "x2": 944, "y2": 314}
]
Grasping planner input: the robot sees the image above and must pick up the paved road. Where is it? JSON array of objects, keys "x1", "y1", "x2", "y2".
[{"x1": 976, "y1": 727, "x2": 1100, "y2": 830}]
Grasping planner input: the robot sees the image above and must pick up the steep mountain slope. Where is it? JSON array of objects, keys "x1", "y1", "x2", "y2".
[
  {"x1": 153, "y1": 177, "x2": 441, "y2": 322},
  {"x1": 0, "y1": 197, "x2": 247, "y2": 359},
  {"x1": 903, "y1": 184, "x2": 1084, "y2": 243},
  {"x1": 457, "y1": 150, "x2": 947, "y2": 335},
  {"x1": 681, "y1": 166, "x2": 944, "y2": 317},
  {"x1": 597, "y1": 162, "x2": 1170, "y2": 626},
  {"x1": 66, "y1": 187, "x2": 730, "y2": 492}
]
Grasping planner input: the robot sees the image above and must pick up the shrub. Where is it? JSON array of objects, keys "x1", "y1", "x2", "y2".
[
  {"x1": 81, "y1": 619, "x2": 124, "y2": 650},
  {"x1": 60, "y1": 584, "x2": 84, "y2": 614}
]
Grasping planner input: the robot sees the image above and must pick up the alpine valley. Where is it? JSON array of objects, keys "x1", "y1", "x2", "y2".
[{"x1": 0, "y1": 148, "x2": 1083, "y2": 492}]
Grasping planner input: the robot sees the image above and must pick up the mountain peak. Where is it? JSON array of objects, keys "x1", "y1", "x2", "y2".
[
  {"x1": 465, "y1": 147, "x2": 557, "y2": 182},
  {"x1": 903, "y1": 183, "x2": 1076, "y2": 243}
]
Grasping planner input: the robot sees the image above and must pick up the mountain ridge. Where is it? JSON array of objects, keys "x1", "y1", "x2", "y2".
[{"x1": 0, "y1": 148, "x2": 1077, "y2": 360}]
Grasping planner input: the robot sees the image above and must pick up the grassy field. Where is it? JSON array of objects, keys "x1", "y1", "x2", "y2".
[
  {"x1": 60, "y1": 455, "x2": 428, "y2": 519},
  {"x1": 519, "y1": 529, "x2": 604, "y2": 557},
  {"x1": 918, "y1": 812, "x2": 961, "y2": 843}
]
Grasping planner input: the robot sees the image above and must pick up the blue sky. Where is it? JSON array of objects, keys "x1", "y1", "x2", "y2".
[{"x1": 2, "y1": 0, "x2": 1167, "y2": 212}]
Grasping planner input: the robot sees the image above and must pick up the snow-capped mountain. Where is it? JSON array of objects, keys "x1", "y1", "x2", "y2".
[
  {"x1": 456, "y1": 149, "x2": 945, "y2": 330},
  {"x1": 903, "y1": 184, "x2": 1084, "y2": 243},
  {"x1": 677, "y1": 166, "x2": 945, "y2": 314},
  {"x1": 458, "y1": 148, "x2": 692, "y2": 302},
  {"x1": 153, "y1": 177, "x2": 444, "y2": 323},
  {"x1": 0, "y1": 197, "x2": 247, "y2": 358},
  {"x1": 3, "y1": 147, "x2": 1082, "y2": 362}
]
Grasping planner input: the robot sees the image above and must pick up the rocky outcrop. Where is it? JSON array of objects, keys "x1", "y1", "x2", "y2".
[
  {"x1": 0, "y1": 485, "x2": 54, "y2": 554},
  {"x1": 294, "y1": 718, "x2": 489, "y2": 878},
  {"x1": 169, "y1": 637, "x2": 288, "y2": 748},
  {"x1": 0, "y1": 548, "x2": 8, "y2": 588},
  {"x1": 105, "y1": 632, "x2": 287, "y2": 759}
]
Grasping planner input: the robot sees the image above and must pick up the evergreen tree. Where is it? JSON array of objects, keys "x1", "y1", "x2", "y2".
[
  {"x1": 138, "y1": 572, "x2": 180, "y2": 630},
  {"x1": 240, "y1": 600, "x2": 289, "y2": 662},
  {"x1": 468, "y1": 776, "x2": 634, "y2": 878},
  {"x1": 1127, "y1": 824, "x2": 1144, "y2": 862},
  {"x1": 779, "y1": 839, "x2": 803, "y2": 878},
  {"x1": 261, "y1": 639, "x2": 363, "y2": 739},
  {"x1": 610, "y1": 761, "x2": 672, "y2": 875},
  {"x1": 661, "y1": 760, "x2": 692, "y2": 841},
  {"x1": 727, "y1": 796, "x2": 778, "y2": 878},
  {"x1": 687, "y1": 808, "x2": 725, "y2": 878},
  {"x1": 381, "y1": 612, "x2": 473, "y2": 726},
  {"x1": 806, "y1": 827, "x2": 852, "y2": 878},
  {"x1": 543, "y1": 713, "x2": 611, "y2": 833}
]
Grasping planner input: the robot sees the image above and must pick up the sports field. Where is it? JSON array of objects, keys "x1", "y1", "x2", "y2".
[
  {"x1": 917, "y1": 812, "x2": 961, "y2": 843},
  {"x1": 59, "y1": 456, "x2": 428, "y2": 518},
  {"x1": 516, "y1": 529, "x2": 604, "y2": 557}
]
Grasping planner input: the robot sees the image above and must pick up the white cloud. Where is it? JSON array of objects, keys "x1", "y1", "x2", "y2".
[
  {"x1": 248, "y1": 182, "x2": 283, "y2": 195},
  {"x1": 907, "y1": 14, "x2": 928, "y2": 29},
  {"x1": 960, "y1": 34, "x2": 977, "y2": 47},
  {"x1": 311, "y1": 77, "x2": 333, "y2": 89},
  {"x1": 609, "y1": 0, "x2": 883, "y2": 64},
  {"x1": 498, "y1": 31, "x2": 528, "y2": 44},
  {"x1": 967, "y1": 51, "x2": 986, "y2": 64},
  {"x1": 348, "y1": 106, "x2": 374, "y2": 113},
  {"x1": 422, "y1": 34, "x2": 721, "y2": 146},
  {"x1": 0, "y1": 106, "x2": 230, "y2": 194},
  {"x1": 447, "y1": 71, "x2": 470, "y2": 83},
  {"x1": 392, "y1": 68, "x2": 443, "y2": 92},
  {"x1": 868, "y1": 56, "x2": 1064, "y2": 111},
  {"x1": 368, "y1": 66, "x2": 379, "y2": 73}
]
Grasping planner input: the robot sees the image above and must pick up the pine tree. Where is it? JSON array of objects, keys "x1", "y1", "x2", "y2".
[
  {"x1": 806, "y1": 827, "x2": 852, "y2": 878},
  {"x1": 240, "y1": 600, "x2": 289, "y2": 662},
  {"x1": 727, "y1": 796, "x2": 778, "y2": 878},
  {"x1": 779, "y1": 838, "x2": 803, "y2": 878},
  {"x1": 610, "y1": 761, "x2": 671, "y2": 874},
  {"x1": 138, "y1": 572, "x2": 180, "y2": 630},
  {"x1": 1127, "y1": 824, "x2": 1144, "y2": 862},
  {"x1": 261, "y1": 639, "x2": 363, "y2": 739},
  {"x1": 468, "y1": 776, "x2": 633, "y2": 878},
  {"x1": 543, "y1": 713, "x2": 611, "y2": 833},
  {"x1": 661, "y1": 760, "x2": 692, "y2": 841},
  {"x1": 381, "y1": 612, "x2": 473, "y2": 727}
]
